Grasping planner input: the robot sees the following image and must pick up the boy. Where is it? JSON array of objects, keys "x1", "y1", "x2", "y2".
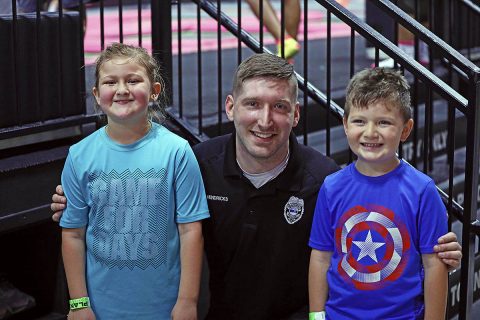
[{"x1": 308, "y1": 68, "x2": 448, "y2": 319}]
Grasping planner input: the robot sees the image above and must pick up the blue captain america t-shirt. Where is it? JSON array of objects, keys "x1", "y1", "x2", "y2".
[{"x1": 309, "y1": 161, "x2": 447, "y2": 319}]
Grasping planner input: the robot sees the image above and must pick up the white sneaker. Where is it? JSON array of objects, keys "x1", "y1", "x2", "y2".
[
  {"x1": 378, "y1": 57, "x2": 394, "y2": 68},
  {"x1": 365, "y1": 47, "x2": 389, "y2": 60},
  {"x1": 399, "y1": 40, "x2": 429, "y2": 65}
]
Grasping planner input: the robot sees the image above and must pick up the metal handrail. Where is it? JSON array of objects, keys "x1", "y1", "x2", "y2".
[
  {"x1": 461, "y1": 0, "x2": 480, "y2": 16},
  {"x1": 190, "y1": 0, "x2": 345, "y2": 120},
  {"x1": 371, "y1": 0, "x2": 480, "y2": 76},
  {"x1": 189, "y1": 0, "x2": 471, "y2": 218},
  {"x1": 319, "y1": 0, "x2": 471, "y2": 112}
]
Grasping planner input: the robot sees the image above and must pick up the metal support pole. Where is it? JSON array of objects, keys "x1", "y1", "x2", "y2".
[
  {"x1": 152, "y1": 0, "x2": 173, "y2": 105},
  {"x1": 458, "y1": 73, "x2": 480, "y2": 320}
]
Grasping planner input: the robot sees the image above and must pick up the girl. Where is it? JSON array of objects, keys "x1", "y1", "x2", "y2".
[{"x1": 60, "y1": 43, "x2": 209, "y2": 320}]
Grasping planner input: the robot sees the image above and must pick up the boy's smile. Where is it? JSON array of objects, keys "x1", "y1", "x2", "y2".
[{"x1": 343, "y1": 102, "x2": 413, "y2": 176}]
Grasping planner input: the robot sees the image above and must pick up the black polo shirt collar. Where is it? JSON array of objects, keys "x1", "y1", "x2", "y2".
[{"x1": 223, "y1": 130, "x2": 304, "y2": 192}]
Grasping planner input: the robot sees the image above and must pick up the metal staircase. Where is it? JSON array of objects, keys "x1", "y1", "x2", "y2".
[{"x1": 0, "y1": 0, "x2": 479, "y2": 318}]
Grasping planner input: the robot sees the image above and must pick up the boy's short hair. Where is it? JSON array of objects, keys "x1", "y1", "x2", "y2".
[
  {"x1": 232, "y1": 53, "x2": 298, "y2": 101},
  {"x1": 345, "y1": 68, "x2": 412, "y2": 122}
]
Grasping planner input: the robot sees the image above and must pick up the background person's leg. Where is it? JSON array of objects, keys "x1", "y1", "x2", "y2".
[
  {"x1": 246, "y1": 0, "x2": 282, "y2": 40},
  {"x1": 284, "y1": 0, "x2": 300, "y2": 40},
  {"x1": 246, "y1": 0, "x2": 300, "y2": 59}
]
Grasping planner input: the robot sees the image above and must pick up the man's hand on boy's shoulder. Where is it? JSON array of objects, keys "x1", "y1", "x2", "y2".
[
  {"x1": 51, "y1": 185, "x2": 66, "y2": 222},
  {"x1": 435, "y1": 232, "x2": 462, "y2": 271}
]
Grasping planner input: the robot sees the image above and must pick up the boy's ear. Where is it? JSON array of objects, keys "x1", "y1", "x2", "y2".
[
  {"x1": 342, "y1": 116, "x2": 348, "y2": 134},
  {"x1": 401, "y1": 118, "x2": 414, "y2": 142}
]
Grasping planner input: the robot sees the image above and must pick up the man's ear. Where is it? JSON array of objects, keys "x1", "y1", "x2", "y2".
[
  {"x1": 225, "y1": 95, "x2": 235, "y2": 121},
  {"x1": 292, "y1": 102, "x2": 300, "y2": 127},
  {"x1": 401, "y1": 118, "x2": 414, "y2": 142}
]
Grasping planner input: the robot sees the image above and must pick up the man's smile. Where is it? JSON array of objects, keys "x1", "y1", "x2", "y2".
[{"x1": 251, "y1": 131, "x2": 276, "y2": 139}]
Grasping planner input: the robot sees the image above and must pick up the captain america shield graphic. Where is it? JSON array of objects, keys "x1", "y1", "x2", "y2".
[{"x1": 335, "y1": 204, "x2": 411, "y2": 290}]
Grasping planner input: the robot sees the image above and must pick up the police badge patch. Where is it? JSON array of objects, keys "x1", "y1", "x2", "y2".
[{"x1": 284, "y1": 196, "x2": 305, "y2": 224}]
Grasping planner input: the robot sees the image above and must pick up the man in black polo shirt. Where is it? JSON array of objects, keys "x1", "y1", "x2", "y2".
[
  {"x1": 193, "y1": 54, "x2": 339, "y2": 319},
  {"x1": 51, "y1": 53, "x2": 462, "y2": 320}
]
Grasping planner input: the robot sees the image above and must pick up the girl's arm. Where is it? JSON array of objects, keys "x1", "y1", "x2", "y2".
[
  {"x1": 309, "y1": 249, "x2": 332, "y2": 313},
  {"x1": 422, "y1": 253, "x2": 448, "y2": 320},
  {"x1": 62, "y1": 227, "x2": 95, "y2": 320},
  {"x1": 171, "y1": 221, "x2": 204, "y2": 320}
]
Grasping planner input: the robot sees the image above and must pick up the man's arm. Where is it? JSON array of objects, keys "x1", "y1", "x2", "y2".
[
  {"x1": 50, "y1": 185, "x2": 66, "y2": 222},
  {"x1": 171, "y1": 221, "x2": 204, "y2": 320},
  {"x1": 422, "y1": 253, "x2": 448, "y2": 320},
  {"x1": 434, "y1": 232, "x2": 462, "y2": 270},
  {"x1": 308, "y1": 249, "x2": 332, "y2": 313}
]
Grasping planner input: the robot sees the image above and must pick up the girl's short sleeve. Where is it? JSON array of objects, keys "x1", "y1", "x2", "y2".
[
  {"x1": 59, "y1": 152, "x2": 89, "y2": 228},
  {"x1": 174, "y1": 143, "x2": 210, "y2": 224}
]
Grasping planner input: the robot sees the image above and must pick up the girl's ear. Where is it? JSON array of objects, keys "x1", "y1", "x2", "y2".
[
  {"x1": 152, "y1": 82, "x2": 161, "y2": 100},
  {"x1": 92, "y1": 87, "x2": 100, "y2": 105}
]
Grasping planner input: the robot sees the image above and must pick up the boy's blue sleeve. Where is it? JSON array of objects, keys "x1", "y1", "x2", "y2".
[
  {"x1": 174, "y1": 143, "x2": 210, "y2": 224},
  {"x1": 418, "y1": 181, "x2": 448, "y2": 254},
  {"x1": 309, "y1": 184, "x2": 334, "y2": 251},
  {"x1": 59, "y1": 152, "x2": 89, "y2": 228}
]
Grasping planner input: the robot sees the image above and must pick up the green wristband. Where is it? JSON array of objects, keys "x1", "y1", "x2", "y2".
[
  {"x1": 69, "y1": 297, "x2": 90, "y2": 310},
  {"x1": 309, "y1": 311, "x2": 326, "y2": 320}
]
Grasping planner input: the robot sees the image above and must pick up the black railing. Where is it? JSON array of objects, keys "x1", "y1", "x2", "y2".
[
  {"x1": 365, "y1": 0, "x2": 480, "y2": 65},
  {"x1": 0, "y1": 12, "x2": 86, "y2": 137},
  {"x1": 441, "y1": 0, "x2": 480, "y2": 61},
  {"x1": 173, "y1": 1, "x2": 480, "y2": 318},
  {"x1": 362, "y1": 1, "x2": 480, "y2": 317}
]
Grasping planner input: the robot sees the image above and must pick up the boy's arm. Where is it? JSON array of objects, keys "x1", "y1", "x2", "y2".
[
  {"x1": 171, "y1": 221, "x2": 204, "y2": 320},
  {"x1": 309, "y1": 249, "x2": 332, "y2": 313},
  {"x1": 62, "y1": 227, "x2": 95, "y2": 319},
  {"x1": 422, "y1": 253, "x2": 448, "y2": 320}
]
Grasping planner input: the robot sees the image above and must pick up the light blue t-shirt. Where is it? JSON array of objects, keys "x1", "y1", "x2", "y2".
[
  {"x1": 60, "y1": 122, "x2": 210, "y2": 320},
  {"x1": 309, "y1": 161, "x2": 447, "y2": 320}
]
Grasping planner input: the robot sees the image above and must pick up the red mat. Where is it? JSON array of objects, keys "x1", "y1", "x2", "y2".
[{"x1": 84, "y1": 9, "x2": 352, "y2": 64}]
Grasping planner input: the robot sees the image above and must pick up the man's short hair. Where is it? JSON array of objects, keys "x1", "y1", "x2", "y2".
[
  {"x1": 345, "y1": 67, "x2": 412, "y2": 122},
  {"x1": 232, "y1": 53, "x2": 298, "y2": 101}
]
